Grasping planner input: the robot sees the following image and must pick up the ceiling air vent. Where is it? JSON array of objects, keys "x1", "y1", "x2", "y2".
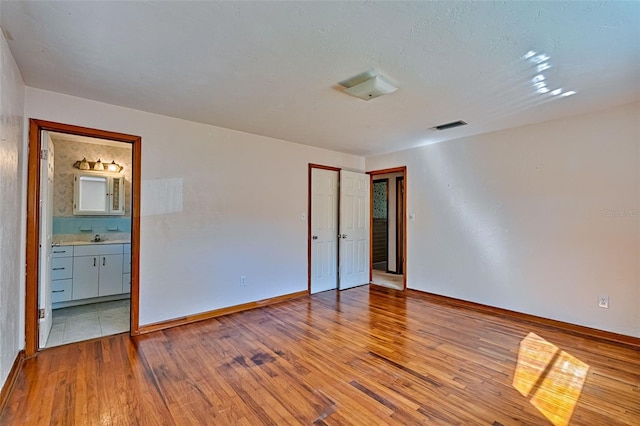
[{"x1": 431, "y1": 120, "x2": 468, "y2": 131}]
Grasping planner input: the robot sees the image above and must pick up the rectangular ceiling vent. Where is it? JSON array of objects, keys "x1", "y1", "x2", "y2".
[{"x1": 431, "y1": 120, "x2": 468, "y2": 131}]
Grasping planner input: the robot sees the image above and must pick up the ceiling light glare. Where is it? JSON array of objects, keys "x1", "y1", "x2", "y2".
[
  {"x1": 537, "y1": 63, "x2": 551, "y2": 72},
  {"x1": 532, "y1": 75, "x2": 545, "y2": 83},
  {"x1": 534, "y1": 82, "x2": 547, "y2": 89},
  {"x1": 537, "y1": 87, "x2": 550, "y2": 94},
  {"x1": 531, "y1": 54, "x2": 550, "y2": 64},
  {"x1": 550, "y1": 89, "x2": 562, "y2": 95},
  {"x1": 560, "y1": 91, "x2": 576, "y2": 97},
  {"x1": 523, "y1": 50, "x2": 537, "y2": 59}
]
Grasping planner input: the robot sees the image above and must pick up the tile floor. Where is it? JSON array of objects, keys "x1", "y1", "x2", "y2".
[
  {"x1": 371, "y1": 270, "x2": 404, "y2": 290},
  {"x1": 45, "y1": 299, "x2": 130, "y2": 348}
]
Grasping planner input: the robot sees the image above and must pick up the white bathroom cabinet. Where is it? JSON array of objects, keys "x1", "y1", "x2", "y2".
[
  {"x1": 72, "y1": 244, "x2": 124, "y2": 299},
  {"x1": 51, "y1": 246, "x2": 74, "y2": 303},
  {"x1": 73, "y1": 171, "x2": 125, "y2": 215},
  {"x1": 123, "y1": 243, "x2": 132, "y2": 294},
  {"x1": 51, "y1": 243, "x2": 130, "y2": 308}
]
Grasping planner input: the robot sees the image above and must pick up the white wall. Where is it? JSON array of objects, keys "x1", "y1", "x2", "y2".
[
  {"x1": 367, "y1": 102, "x2": 640, "y2": 337},
  {"x1": 0, "y1": 27, "x2": 25, "y2": 389},
  {"x1": 25, "y1": 87, "x2": 364, "y2": 325}
]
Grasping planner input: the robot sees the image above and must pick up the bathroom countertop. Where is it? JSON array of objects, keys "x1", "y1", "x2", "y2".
[{"x1": 53, "y1": 239, "x2": 131, "y2": 246}]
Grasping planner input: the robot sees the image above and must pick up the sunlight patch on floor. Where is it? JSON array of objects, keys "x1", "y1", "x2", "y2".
[{"x1": 513, "y1": 332, "x2": 589, "y2": 426}]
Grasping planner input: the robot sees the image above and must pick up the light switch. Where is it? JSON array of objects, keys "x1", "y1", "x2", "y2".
[{"x1": 409, "y1": 213, "x2": 416, "y2": 222}]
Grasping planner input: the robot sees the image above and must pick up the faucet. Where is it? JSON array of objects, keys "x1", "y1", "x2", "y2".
[{"x1": 92, "y1": 234, "x2": 102, "y2": 243}]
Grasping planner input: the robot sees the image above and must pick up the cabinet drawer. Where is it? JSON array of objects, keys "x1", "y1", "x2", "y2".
[
  {"x1": 123, "y1": 243, "x2": 131, "y2": 254},
  {"x1": 74, "y1": 243, "x2": 123, "y2": 256},
  {"x1": 52, "y1": 279, "x2": 72, "y2": 303},
  {"x1": 51, "y1": 257, "x2": 73, "y2": 280},
  {"x1": 52, "y1": 246, "x2": 73, "y2": 258}
]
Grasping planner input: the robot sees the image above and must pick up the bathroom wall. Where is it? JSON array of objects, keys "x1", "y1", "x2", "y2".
[
  {"x1": 53, "y1": 139, "x2": 132, "y2": 217},
  {"x1": 0, "y1": 22, "x2": 25, "y2": 395},
  {"x1": 52, "y1": 138, "x2": 132, "y2": 241}
]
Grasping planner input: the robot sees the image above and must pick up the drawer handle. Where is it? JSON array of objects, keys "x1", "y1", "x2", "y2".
[
  {"x1": 52, "y1": 267, "x2": 65, "y2": 270},
  {"x1": 52, "y1": 290, "x2": 64, "y2": 293},
  {"x1": 53, "y1": 250, "x2": 67, "y2": 254}
]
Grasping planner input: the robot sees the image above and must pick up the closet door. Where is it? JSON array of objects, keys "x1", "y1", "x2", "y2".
[
  {"x1": 310, "y1": 168, "x2": 339, "y2": 294},
  {"x1": 339, "y1": 171, "x2": 370, "y2": 290}
]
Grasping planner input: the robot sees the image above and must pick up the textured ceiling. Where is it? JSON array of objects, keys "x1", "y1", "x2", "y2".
[{"x1": 2, "y1": 1, "x2": 639, "y2": 156}]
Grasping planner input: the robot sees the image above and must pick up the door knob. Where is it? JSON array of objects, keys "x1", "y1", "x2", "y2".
[
  {"x1": 341, "y1": 234, "x2": 348, "y2": 239},
  {"x1": 312, "y1": 235, "x2": 318, "y2": 240}
]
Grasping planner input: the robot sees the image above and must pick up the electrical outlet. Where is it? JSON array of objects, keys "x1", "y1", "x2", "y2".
[
  {"x1": 598, "y1": 295, "x2": 609, "y2": 309},
  {"x1": 240, "y1": 276, "x2": 247, "y2": 286}
]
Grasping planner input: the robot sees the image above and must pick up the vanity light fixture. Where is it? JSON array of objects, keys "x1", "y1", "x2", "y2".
[
  {"x1": 78, "y1": 158, "x2": 90, "y2": 170},
  {"x1": 93, "y1": 159, "x2": 104, "y2": 171},
  {"x1": 73, "y1": 159, "x2": 123, "y2": 172}
]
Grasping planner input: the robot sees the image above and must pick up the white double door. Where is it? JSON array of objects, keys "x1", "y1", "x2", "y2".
[{"x1": 310, "y1": 169, "x2": 370, "y2": 294}]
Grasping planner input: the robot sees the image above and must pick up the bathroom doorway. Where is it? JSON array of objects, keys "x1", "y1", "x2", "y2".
[
  {"x1": 369, "y1": 167, "x2": 406, "y2": 290},
  {"x1": 25, "y1": 120, "x2": 141, "y2": 356},
  {"x1": 42, "y1": 132, "x2": 133, "y2": 348}
]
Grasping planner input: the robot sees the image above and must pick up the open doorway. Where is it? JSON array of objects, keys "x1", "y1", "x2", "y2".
[
  {"x1": 25, "y1": 120, "x2": 141, "y2": 357},
  {"x1": 369, "y1": 167, "x2": 406, "y2": 290},
  {"x1": 372, "y1": 178, "x2": 390, "y2": 273},
  {"x1": 39, "y1": 131, "x2": 133, "y2": 348}
]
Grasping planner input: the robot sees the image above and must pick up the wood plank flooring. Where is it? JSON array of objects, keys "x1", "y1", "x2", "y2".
[{"x1": 2, "y1": 286, "x2": 639, "y2": 425}]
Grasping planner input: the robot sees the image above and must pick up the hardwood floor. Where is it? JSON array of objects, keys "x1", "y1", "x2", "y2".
[{"x1": 2, "y1": 286, "x2": 639, "y2": 425}]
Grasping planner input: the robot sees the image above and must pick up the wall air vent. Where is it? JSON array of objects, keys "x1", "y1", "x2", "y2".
[{"x1": 431, "y1": 120, "x2": 468, "y2": 131}]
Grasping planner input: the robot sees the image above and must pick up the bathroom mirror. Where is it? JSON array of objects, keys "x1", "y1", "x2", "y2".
[{"x1": 73, "y1": 171, "x2": 124, "y2": 215}]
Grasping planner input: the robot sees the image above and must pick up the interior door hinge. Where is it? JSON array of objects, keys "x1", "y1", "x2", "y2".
[
  {"x1": 40, "y1": 150, "x2": 48, "y2": 160},
  {"x1": 38, "y1": 309, "x2": 45, "y2": 319}
]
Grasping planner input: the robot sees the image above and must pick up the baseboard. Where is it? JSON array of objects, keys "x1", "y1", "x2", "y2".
[
  {"x1": 137, "y1": 290, "x2": 309, "y2": 335},
  {"x1": 0, "y1": 350, "x2": 25, "y2": 414},
  {"x1": 405, "y1": 289, "x2": 640, "y2": 348}
]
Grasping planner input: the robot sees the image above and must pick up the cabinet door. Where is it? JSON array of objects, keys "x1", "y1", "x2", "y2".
[
  {"x1": 74, "y1": 173, "x2": 108, "y2": 215},
  {"x1": 99, "y1": 254, "x2": 124, "y2": 296},
  {"x1": 72, "y1": 256, "x2": 99, "y2": 299},
  {"x1": 51, "y1": 257, "x2": 73, "y2": 280},
  {"x1": 109, "y1": 176, "x2": 125, "y2": 215},
  {"x1": 51, "y1": 279, "x2": 73, "y2": 303}
]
